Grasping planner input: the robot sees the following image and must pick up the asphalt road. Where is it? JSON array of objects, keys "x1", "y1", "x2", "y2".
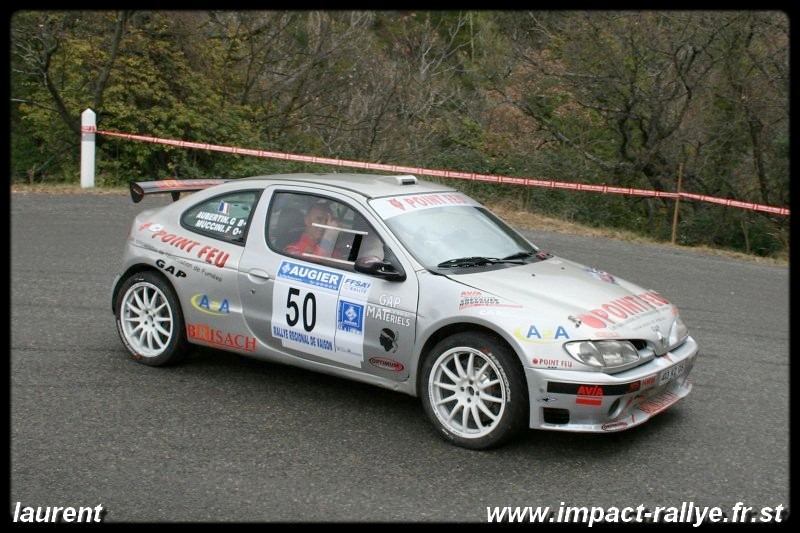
[{"x1": 9, "y1": 192, "x2": 790, "y2": 523}]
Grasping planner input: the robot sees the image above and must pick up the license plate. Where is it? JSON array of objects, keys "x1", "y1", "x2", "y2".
[{"x1": 659, "y1": 361, "x2": 685, "y2": 385}]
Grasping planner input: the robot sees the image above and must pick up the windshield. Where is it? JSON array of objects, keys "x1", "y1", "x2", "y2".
[{"x1": 382, "y1": 205, "x2": 539, "y2": 271}]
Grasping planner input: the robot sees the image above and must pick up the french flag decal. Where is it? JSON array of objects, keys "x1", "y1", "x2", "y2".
[{"x1": 217, "y1": 201, "x2": 231, "y2": 215}]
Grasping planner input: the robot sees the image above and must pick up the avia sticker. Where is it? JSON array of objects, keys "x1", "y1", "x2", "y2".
[
  {"x1": 576, "y1": 385, "x2": 603, "y2": 406},
  {"x1": 191, "y1": 294, "x2": 231, "y2": 315},
  {"x1": 514, "y1": 325, "x2": 571, "y2": 344},
  {"x1": 458, "y1": 292, "x2": 523, "y2": 311}
]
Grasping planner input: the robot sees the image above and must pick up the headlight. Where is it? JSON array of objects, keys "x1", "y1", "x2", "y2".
[
  {"x1": 668, "y1": 312, "x2": 689, "y2": 348},
  {"x1": 564, "y1": 340, "x2": 641, "y2": 372}
]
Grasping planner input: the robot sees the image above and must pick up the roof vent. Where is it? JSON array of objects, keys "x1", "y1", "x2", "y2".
[{"x1": 392, "y1": 174, "x2": 418, "y2": 185}]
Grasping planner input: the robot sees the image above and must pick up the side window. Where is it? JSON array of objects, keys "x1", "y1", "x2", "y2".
[
  {"x1": 181, "y1": 190, "x2": 259, "y2": 244},
  {"x1": 267, "y1": 192, "x2": 385, "y2": 270}
]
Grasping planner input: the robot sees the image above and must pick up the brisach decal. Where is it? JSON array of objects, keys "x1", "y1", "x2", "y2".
[
  {"x1": 141, "y1": 226, "x2": 230, "y2": 267},
  {"x1": 577, "y1": 291, "x2": 671, "y2": 330},
  {"x1": 368, "y1": 357, "x2": 405, "y2": 372},
  {"x1": 576, "y1": 385, "x2": 604, "y2": 406},
  {"x1": 277, "y1": 261, "x2": 342, "y2": 291},
  {"x1": 191, "y1": 294, "x2": 231, "y2": 315},
  {"x1": 637, "y1": 391, "x2": 679, "y2": 414},
  {"x1": 459, "y1": 291, "x2": 523, "y2": 311},
  {"x1": 187, "y1": 324, "x2": 256, "y2": 352},
  {"x1": 515, "y1": 325, "x2": 571, "y2": 344}
]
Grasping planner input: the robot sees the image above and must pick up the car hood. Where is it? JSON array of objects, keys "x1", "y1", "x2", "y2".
[{"x1": 451, "y1": 256, "x2": 678, "y2": 339}]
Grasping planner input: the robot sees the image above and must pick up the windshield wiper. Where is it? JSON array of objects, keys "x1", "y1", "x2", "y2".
[
  {"x1": 502, "y1": 251, "x2": 536, "y2": 261},
  {"x1": 437, "y1": 256, "x2": 527, "y2": 268}
]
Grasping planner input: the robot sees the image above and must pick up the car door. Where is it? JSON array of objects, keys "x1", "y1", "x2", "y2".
[{"x1": 237, "y1": 186, "x2": 419, "y2": 381}]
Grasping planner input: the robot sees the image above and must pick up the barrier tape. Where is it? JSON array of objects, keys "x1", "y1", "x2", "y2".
[{"x1": 84, "y1": 127, "x2": 789, "y2": 216}]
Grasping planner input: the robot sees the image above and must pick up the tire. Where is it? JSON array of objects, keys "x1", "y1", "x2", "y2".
[
  {"x1": 420, "y1": 331, "x2": 528, "y2": 450},
  {"x1": 114, "y1": 271, "x2": 189, "y2": 366}
]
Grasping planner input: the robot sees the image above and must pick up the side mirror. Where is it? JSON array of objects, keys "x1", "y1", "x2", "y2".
[{"x1": 354, "y1": 256, "x2": 406, "y2": 281}]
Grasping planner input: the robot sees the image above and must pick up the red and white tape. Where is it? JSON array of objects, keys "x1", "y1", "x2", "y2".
[{"x1": 83, "y1": 127, "x2": 789, "y2": 216}]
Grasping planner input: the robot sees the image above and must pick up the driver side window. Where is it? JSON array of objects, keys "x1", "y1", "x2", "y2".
[{"x1": 266, "y1": 192, "x2": 385, "y2": 270}]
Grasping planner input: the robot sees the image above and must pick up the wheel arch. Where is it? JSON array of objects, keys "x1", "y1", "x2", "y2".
[
  {"x1": 112, "y1": 263, "x2": 172, "y2": 315},
  {"x1": 414, "y1": 322, "x2": 526, "y2": 398}
]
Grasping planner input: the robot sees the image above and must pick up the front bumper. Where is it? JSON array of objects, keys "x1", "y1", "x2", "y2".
[{"x1": 525, "y1": 335, "x2": 699, "y2": 432}]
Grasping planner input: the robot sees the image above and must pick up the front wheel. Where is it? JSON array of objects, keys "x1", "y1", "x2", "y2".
[
  {"x1": 114, "y1": 271, "x2": 189, "y2": 366},
  {"x1": 420, "y1": 332, "x2": 528, "y2": 449}
]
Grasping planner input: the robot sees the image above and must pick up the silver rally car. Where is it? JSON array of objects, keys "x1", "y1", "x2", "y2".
[{"x1": 112, "y1": 173, "x2": 699, "y2": 449}]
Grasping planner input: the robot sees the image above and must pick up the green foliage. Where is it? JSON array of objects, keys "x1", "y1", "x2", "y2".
[{"x1": 9, "y1": 10, "x2": 789, "y2": 259}]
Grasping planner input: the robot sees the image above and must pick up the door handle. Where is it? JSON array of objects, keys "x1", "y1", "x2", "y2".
[{"x1": 247, "y1": 268, "x2": 271, "y2": 282}]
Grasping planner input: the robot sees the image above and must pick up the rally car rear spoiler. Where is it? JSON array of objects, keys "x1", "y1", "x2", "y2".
[{"x1": 129, "y1": 179, "x2": 230, "y2": 203}]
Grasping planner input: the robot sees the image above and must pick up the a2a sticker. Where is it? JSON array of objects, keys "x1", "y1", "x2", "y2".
[{"x1": 191, "y1": 294, "x2": 230, "y2": 315}]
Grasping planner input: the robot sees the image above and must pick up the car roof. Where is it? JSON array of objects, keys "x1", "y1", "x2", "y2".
[{"x1": 236, "y1": 173, "x2": 455, "y2": 200}]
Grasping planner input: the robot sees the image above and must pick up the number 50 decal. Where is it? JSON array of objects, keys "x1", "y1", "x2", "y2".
[{"x1": 286, "y1": 287, "x2": 316, "y2": 332}]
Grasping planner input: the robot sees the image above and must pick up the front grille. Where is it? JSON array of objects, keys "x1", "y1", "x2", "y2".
[{"x1": 543, "y1": 408, "x2": 570, "y2": 425}]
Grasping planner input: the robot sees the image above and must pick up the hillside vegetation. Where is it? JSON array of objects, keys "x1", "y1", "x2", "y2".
[{"x1": 10, "y1": 11, "x2": 789, "y2": 259}]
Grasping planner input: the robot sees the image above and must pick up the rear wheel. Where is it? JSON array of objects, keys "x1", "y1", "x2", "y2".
[
  {"x1": 420, "y1": 332, "x2": 528, "y2": 449},
  {"x1": 115, "y1": 271, "x2": 188, "y2": 366}
]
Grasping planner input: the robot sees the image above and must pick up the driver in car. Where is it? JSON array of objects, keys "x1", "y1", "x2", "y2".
[{"x1": 284, "y1": 202, "x2": 340, "y2": 258}]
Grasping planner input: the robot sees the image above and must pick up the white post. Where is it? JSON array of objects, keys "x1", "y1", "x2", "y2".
[{"x1": 80, "y1": 108, "x2": 96, "y2": 188}]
